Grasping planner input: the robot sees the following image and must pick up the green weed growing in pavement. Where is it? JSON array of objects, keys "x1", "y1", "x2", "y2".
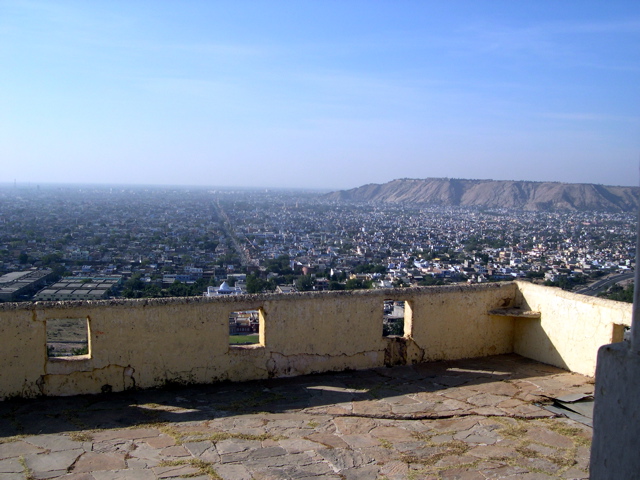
[
  {"x1": 68, "y1": 431, "x2": 93, "y2": 442},
  {"x1": 19, "y1": 456, "x2": 35, "y2": 480},
  {"x1": 410, "y1": 431, "x2": 432, "y2": 442},
  {"x1": 158, "y1": 425, "x2": 285, "y2": 445},
  {"x1": 379, "y1": 438, "x2": 393, "y2": 449},
  {"x1": 0, "y1": 435, "x2": 25, "y2": 444},
  {"x1": 158, "y1": 459, "x2": 222, "y2": 479},
  {"x1": 206, "y1": 432, "x2": 284, "y2": 443},
  {"x1": 540, "y1": 418, "x2": 591, "y2": 447},
  {"x1": 494, "y1": 418, "x2": 528, "y2": 439}
]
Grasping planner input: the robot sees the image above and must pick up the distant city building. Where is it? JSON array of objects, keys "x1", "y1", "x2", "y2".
[
  {"x1": 162, "y1": 274, "x2": 193, "y2": 285},
  {"x1": 276, "y1": 285, "x2": 295, "y2": 294},
  {"x1": 0, "y1": 269, "x2": 55, "y2": 302},
  {"x1": 228, "y1": 310, "x2": 259, "y2": 335},
  {"x1": 33, "y1": 276, "x2": 122, "y2": 302},
  {"x1": 204, "y1": 281, "x2": 243, "y2": 296}
]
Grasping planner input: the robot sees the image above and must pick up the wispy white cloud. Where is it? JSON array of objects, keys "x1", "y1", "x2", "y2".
[
  {"x1": 558, "y1": 19, "x2": 640, "y2": 35},
  {"x1": 457, "y1": 17, "x2": 640, "y2": 69},
  {"x1": 462, "y1": 24, "x2": 563, "y2": 58},
  {"x1": 539, "y1": 112, "x2": 640, "y2": 123},
  {"x1": 143, "y1": 77, "x2": 245, "y2": 99},
  {"x1": 168, "y1": 42, "x2": 268, "y2": 57}
]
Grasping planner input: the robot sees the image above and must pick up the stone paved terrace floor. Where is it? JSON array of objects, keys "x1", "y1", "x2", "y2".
[{"x1": 0, "y1": 354, "x2": 595, "y2": 480}]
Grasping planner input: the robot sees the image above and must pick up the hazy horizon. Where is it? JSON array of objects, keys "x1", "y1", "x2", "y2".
[
  {"x1": 2, "y1": 175, "x2": 639, "y2": 194},
  {"x1": 2, "y1": 1, "x2": 639, "y2": 189}
]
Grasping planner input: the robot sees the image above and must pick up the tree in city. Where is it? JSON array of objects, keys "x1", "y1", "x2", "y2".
[
  {"x1": 167, "y1": 281, "x2": 191, "y2": 297},
  {"x1": 295, "y1": 275, "x2": 314, "y2": 292},
  {"x1": 392, "y1": 278, "x2": 407, "y2": 288},
  {"x1": 599, "y1": 283, "x2": 633, "y2": 303},
  {"x1": 263, "y1": 255, "x2": 293, "y2": 275},
  {"x1": 345, "y1": 278, "x2": 372, "y2": 290},
  {"x1": 246, "y1": 274, "x2": 267, "y2": 294},
  {"x1": 353, "y1": 263, "x2": 387, "y2": 275}
]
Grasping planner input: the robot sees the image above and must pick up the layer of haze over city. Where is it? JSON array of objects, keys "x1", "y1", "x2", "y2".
[{"x1": 2, "y1": 1, "x2": 639, "y2": 190}]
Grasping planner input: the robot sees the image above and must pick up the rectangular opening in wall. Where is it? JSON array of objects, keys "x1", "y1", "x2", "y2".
[
  {"x1": 383, "y1": 300, "x2": 405, "y2": 337},
  {"x1": 612, "y1": 323, "x2": 628, "y2": 343},
  {"x1": 229, "y1": 309, "x2": 261, "y2": 346},
  {"x1": 46, "y1": 317, "x2": 90, "y2": 357}
]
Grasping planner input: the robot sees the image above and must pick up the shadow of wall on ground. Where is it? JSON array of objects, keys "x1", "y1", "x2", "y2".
[{"x1": 0, "y1": 353, "x2": 580, "y2": 438}]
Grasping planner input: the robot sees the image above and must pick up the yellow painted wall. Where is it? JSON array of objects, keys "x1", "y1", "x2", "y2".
[
  {"x1": 0, "y1": 282, "x2": 630, "y2": 399},
  {"x1": 515, "y1": 281, "x2": 632, "y2": 376},
  {"x1": 408, "y1": 283, "x2": 517, "y2": 361},
  {"x1": 0, "y1": 307, "x2": 44, "y2": 398}
]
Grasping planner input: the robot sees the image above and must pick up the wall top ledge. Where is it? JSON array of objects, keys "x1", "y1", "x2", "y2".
[
  {"x1": 0, "y1": 281, "x2": 518, "y2": 312},
  {"x1": 514, "y1": 280, "x2": 634, "y2": 310},
  {"x1": 489, "y1": 307, "x2": 541, "y2": 319}
]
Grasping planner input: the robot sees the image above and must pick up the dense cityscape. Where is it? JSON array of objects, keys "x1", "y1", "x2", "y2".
[{"x1": 0, "y1": 183, "x2": 635, "y2": 303}]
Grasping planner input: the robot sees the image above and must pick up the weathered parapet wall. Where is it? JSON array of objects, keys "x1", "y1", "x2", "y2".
[
  {"x1": 0, "y1": 282, "x2": 518, "y2": 399},
  {"x1": 407, "y1": 282, "x2": 517, "y2": 362},
  {"x1": 515, "y1": 281, "x2": 632, "y2": 376},
  {"x1": 0, "y1": 281, "x2": 629, "y2": 399}
]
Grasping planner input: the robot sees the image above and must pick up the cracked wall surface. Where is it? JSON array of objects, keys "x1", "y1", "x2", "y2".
[{"x1": 0, "y1": 282, "x2": 630, "y2": 399}]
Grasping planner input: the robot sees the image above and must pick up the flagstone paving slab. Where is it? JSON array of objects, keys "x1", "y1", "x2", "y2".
[
  {"x1": 0, "y1": 457, "x2": 23, "y2": 474},
  {"x1": 0, "y1": 440, "x2": 44, "y2": 459},
  {"x1": 0, "y1": 354, "x2": 594, "y2": 479}
]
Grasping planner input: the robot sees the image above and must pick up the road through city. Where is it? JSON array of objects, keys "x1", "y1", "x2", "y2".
[{"x1": 576, "y1": 272, "x2": 634, "y2": 297}]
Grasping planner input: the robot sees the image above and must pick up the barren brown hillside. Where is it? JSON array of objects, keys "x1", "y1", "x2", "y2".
[{"x1": 325, "y1": 178, "x2": 639, "y2": 212}]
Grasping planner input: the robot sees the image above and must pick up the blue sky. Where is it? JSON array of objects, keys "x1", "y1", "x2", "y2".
[{"x1": 1, "y1": 1, "x2": 639, "y2": 189}]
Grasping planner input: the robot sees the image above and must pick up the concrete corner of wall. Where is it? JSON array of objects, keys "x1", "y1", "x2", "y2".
[{"x1": 514, "y1": 281, "x2": 632, "y2": 376}]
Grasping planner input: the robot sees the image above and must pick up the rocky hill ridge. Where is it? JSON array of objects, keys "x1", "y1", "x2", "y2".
[{"x1": 325, "y1": 178, "x2": 639, "y2": 212}]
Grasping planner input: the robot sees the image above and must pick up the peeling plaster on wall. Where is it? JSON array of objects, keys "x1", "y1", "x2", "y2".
[
  {"x1": 267, "y1": 351, "x2": 386, "y2": 378},
  {"x1": 40, "y1": 364, "x2": 131, "y2": 396}
]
